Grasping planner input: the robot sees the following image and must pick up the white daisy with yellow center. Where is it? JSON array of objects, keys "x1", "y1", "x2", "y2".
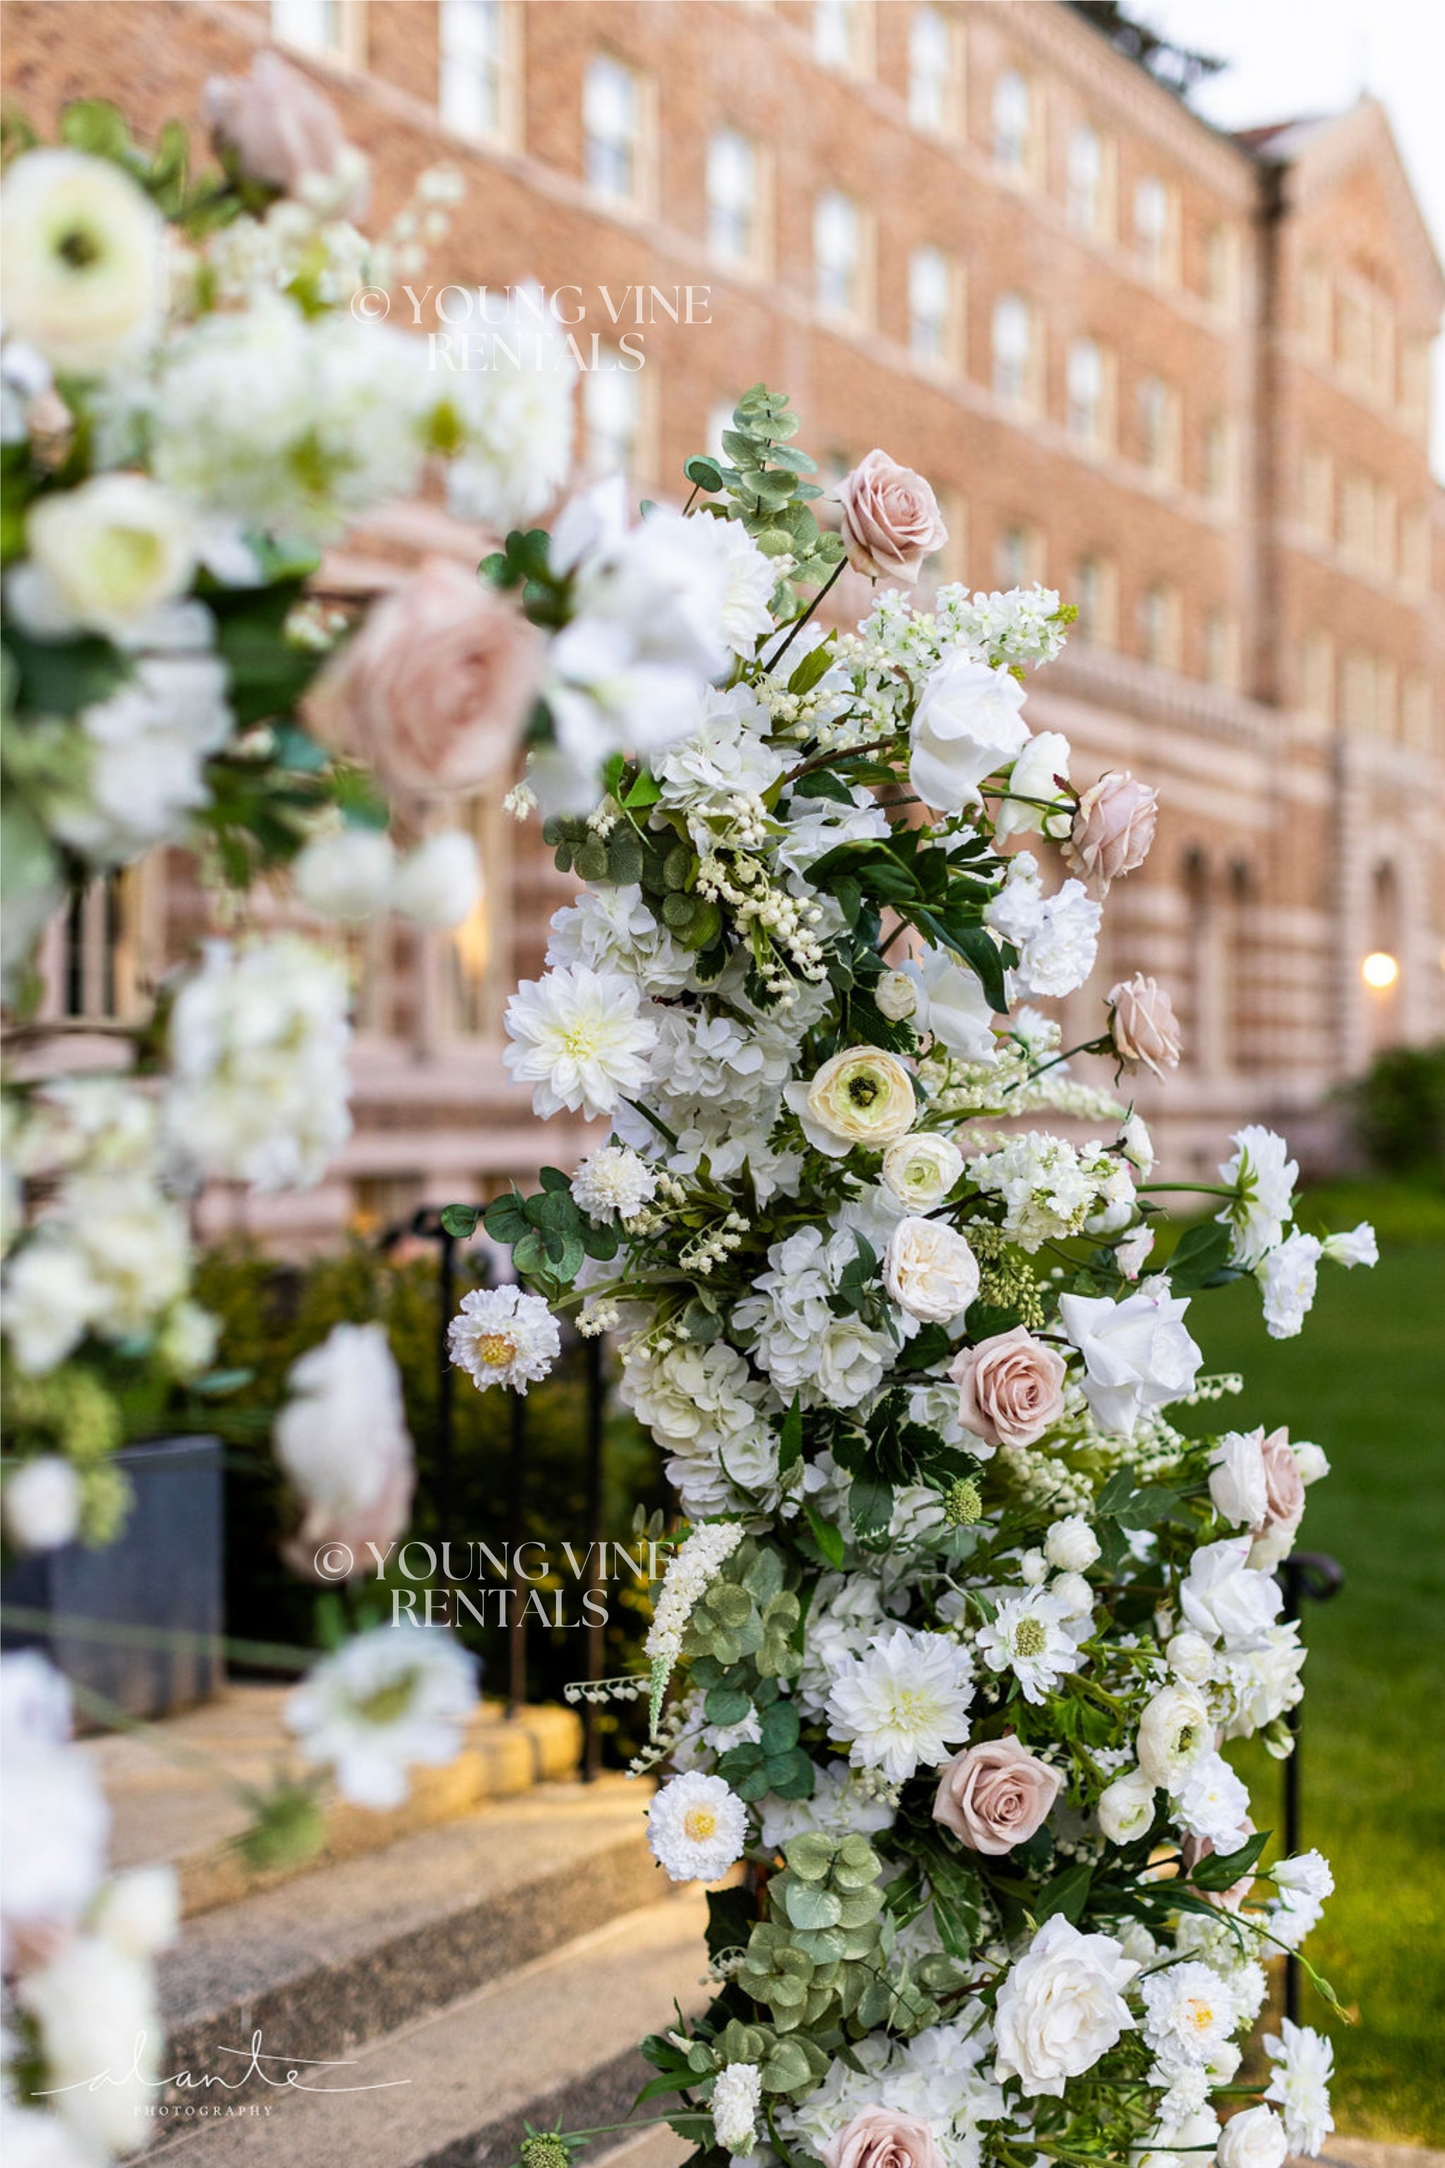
[{"x1": 646, "y1": 1769, "x2": 748, "y2": 1884}]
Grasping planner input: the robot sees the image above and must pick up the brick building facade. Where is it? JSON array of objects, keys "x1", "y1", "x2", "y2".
[{"x1": 6, "y1": 0, "x2": 1442, "y2": 1239}]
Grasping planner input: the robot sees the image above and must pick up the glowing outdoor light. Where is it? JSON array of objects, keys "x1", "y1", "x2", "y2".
[{"x1": 1361, "y1": 951, "x2": 1399, "y2": 989}]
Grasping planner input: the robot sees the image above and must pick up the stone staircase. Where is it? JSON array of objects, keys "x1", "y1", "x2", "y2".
[{"x1": 83, "y1": 1687, "x2": 705, "y2": 2168}]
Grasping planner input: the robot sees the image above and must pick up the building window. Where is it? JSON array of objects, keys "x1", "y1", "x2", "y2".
[
  {"x1": 997, "y1": 522, "x2": 1041, "y2": 587},
  {"x1": 908, "y1": 6, "x2": 959, "y2": 134},
  {"x1": 1401, "y1": 337, "x2": 1431, "y2": 432},
  {"x1": 814, "y1": 0, "x2": 872, "y2": 75},
  {"x1": 1300, "y1": 447, "x2": 1333, "y2": 540},
  {"x1": 1138, "y1": 374, "x2": 1179, "y2": 483},
  {"x1": 1205, "y1": 222, "x2": 1241, "y2": 316},
  {"x1": 1203, "y1": 414, "x2": 1236, "y2": 506},
  {"x1": 1340, "y1": 648, "x2": 1378, "y2": 731},
  {"x1": 1134, "y1": 175, "x2": 1176, "y2": 283},
  {"x1": 1066, "y1": 336, "x2": 1111, "y2": 451},
  {"x1": 1400, "y1": 506, "x2": 1429, "y2": 591},
  {"x1": 707, "y1": 128, "x2": 765, "y2": 271},
  {"x1": 992, "y1": 291, "x2": 1037, "y2": 407},
  {"x1": 1300, "y1": 257, "x2": 1332, "y2": 358},
  {"x1": 57, "y1": 873, "x2": 134, "y2": 1022},
  {"x1": 583, "y1": 351, "x2": 645, "y2": 481},
  {"x1": 1139, "y1": 580, "x2": 1180, "y2": 669},
  {"x1": 271, "y1": 0, "x2": 346, "y2": 55},
  {"x1": 1067, "y1": 123, "x2": 1110, "y2": 236},
  {"x1": 993, "y1": 69, "x2": 1032, "y2": 177},
  {"x1": 814, "y1": 190, "x2": 867, "y2": 323},
  {"x1": 1402, "y1": 674, "x2": 1432, "y2": 751},
  {"x1": 583, "y1": 54, "x2": 648, "y2": 207},
  {"x1": 1301, "y1": 631, "x2": 1335, "y2": 723},
  {"x1": 1339, "y1": 469, "x2": 1375, "y2": 563},
  {"x1": 909, "y1": 245, "x2": 957, "y2": 367},
  {"x1": 439, "y1": 0, "x2": 515, "y2": 143},
  {"x1": 1203, "y1": 606, "x2": 1239, "y2": 690},
  {"x1": 1075, "y1": 553, "x2": 1118, "y2": 646}
]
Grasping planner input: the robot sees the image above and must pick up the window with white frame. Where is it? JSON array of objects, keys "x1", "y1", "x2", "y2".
[
  {"x1": 707, "y1": 128, "x2": 764, "y2": 270},
  {"x1": 439, "y1": 0, "x2": 513, "y2": 143},
  {"x1": 1066, "y1": 336, "x2": 1109, "y2": 450},
  {"x1": 814, "y1": 0, "x2": 871, "y2": 74},
  {"x1": 1203, "y1": 606, "x2": 1240, "y2": 690},
  {"x1": 583, "y1": 352, "x2": 645, "y2": 481},
  {"x1": 908, "y1": 7, "x2": 957, "y2": 134},
  {"x1": 1134, "y1": 175, "x2": 1175, "y2": 282},
  {"x1": 1402, "y1": 673, "x2": 1432, "y2": 750},
  {"x1": 1373, "y1": 481, "x2": 1397, "y2": 578},
  {"x1": 1300, "y1": 258, "x2": 1332, "y2": 357},
  {"x1": 271, "y1": 0, "x2": 342, "y2": 54},
  {"x1": 1341, "y1": 648, "x2": 1377, "y2": 731},
  {"x1": 1400, "y1": 506, "x2": 1429, "y2": 592},
  {"x1": 1139, "y1": 579, "x2": 1180, "y2": 668},
  {"x1": 1203, "y1": 414, "x2": 1236, "y2": 506},
  {"x1": 992, "y1": 292, "x2": 1035, "y2": 406},
  {"x1": 814, "y1": 190, "x2": 866, "y2": 322},
  {"x1": 1075, "y1": 553, "x2": 1117, "y2": 646},
  {"x1": 584, "y1": 53, "x2": 647, "y2": 206},
  {"x1": 55, "y1": 872, "x2": 135, "y2": 1023},
  {"x1": 1067, "y1": 124, "x2": 1107, "y2": 235},
  {"x1": 1339, "y1": 469, "x2": 1375, "y2": 562},
  {"x1": 996, "y1": 522, "x2": 1040, "y2": 587},
  {"x1": 1301, "y1": 631, "x2": 1335, "y2": 722},
  {"x1": 1300, "y1": 447, "x2": 1333, "y2": 539},
  {"x1": 1138, "y1": 374, "x2": 1179, "y2": 481},
  {"x1": 909, "y1": 246, "x2": 956, "y2": 367},
  {"x1": 1205, "y1": 222, "x2": 1240, "y2": 316},
  {"x1": 993, "y1": 69, "x2": 1031, "y2": 176}
]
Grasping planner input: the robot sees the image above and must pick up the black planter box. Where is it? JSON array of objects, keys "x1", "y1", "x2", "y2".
[{"x1": 2, "y1": 1435, "x2": 224, "y2": 1720}]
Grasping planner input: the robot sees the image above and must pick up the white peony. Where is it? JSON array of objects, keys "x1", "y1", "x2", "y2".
[
  {"x1": 504, "y1": 964, "x2": 658, "y2": 1120},
  {"x1": 19, "y1": 473, "x2": 196, "y2": 639},
  {"x1": 391, "y1": 830, "x2": 483, "y2": 928},
  {"x1": 1256, "y1": 1231, "x2": 1321, "y2": 1340},
  {"x1": 882, "y1": 1216, "x2": 980, "y2": 1323},
  {"x1": 826, "y1": 1624, "x2": 973, "y2": 1782},
  {"x1": 909, "y1": 653, "x2": 1029, "y2": 810},
  {"x1": 285, "y1": 1625, "x2": 477, "y2": 1810},
  {"x1": 881, "y1": 1132, "x2": 964, "y2": 1210},
  {"x1": 2, "y1": 1456, "x2": 82, "y2": 1551},
  {"x1": 1058, "y1": 1281, "x2": 1202, "y2": 1438},
  {"x1": 994, "y1": 1915, "x2": 1138, "y2": 2098},
  {"x1": 647, "y1": 1770, "x2": 748, "y2": 1882},
  {"x1": 448, "y1": 1285, "x2": 561, "y2": 1394},
  {"x1": 0, "y1": 149, "x2": 167, "y2": 372}
]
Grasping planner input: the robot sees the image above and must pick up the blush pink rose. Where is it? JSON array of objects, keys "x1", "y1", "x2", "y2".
[
  {"x1": 820, "y1": 2107, "x2": 946, "y2": 2168},
  {"x1": 949, "y1": 1326, "x2": 1066, "y2": 1451},
  {"x1": 1182, "y1": 1820, "x2": 1256, "y2": 1911},
  {"x1": 312, "y1": 559, "x2": 541, "y2": 798},
  {"x1": 1108, "y1": 974, "x2": 1182, "y2": 1077},
  {"x1": 205, "y1": 51, "x2": 369, "y2": 219},
  {"x1": 1248, "y1": 1426, "x2": 1305, "y2": 1569},
  {"x1": 933, "y1": 1735, "x2": 1064, "y2": 1855},
  {"x1": 837, "y1": 450, "x2": 948, "y2": 587},
  {"x1": 1063, "y1": 772, "x2": 1159, "y2": 899}
]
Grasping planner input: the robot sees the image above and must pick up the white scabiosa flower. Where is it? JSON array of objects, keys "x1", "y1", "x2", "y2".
[
  {"x1": 503, "y1": 964, "x2": 658, "y2": 1120},
  {"x1": 284, "y1": 1625, "x2": 477, "y2": 1811},
  {"x1": 826, "y1": 1623, "x2": 973, "y2": 1782},
  {"x1": 571, "y1": 1142, "x2": 657, "y2": 1222},
  {"x1": 976, "y1": 1588, "x2": 1083, "y2": 1705},
  {"x1": 646, "y1": 1770, "x2": 748, "y2": 1883},
  {"x1": 1262, "y1": 2019, "x2": 1334, "y2": 2158},
  {"x1": 448, "y1": 1286, "x2": 560, "y2": 1395},
  {"x1": 1216, "y1": 1126, "x2": 1298, "y2": 1269},
  {"x1": 2, "y1": 1456, "x2": 82, "y2": 1552},
  {"x1": 1256, "y1": 1232, "x2": 1322, "y2": 1340},
  {"x1": 711, "y1": 2062, "x2": 763, "y2": 2155}
]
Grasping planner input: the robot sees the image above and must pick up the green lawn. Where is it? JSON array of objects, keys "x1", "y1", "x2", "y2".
[{"x1": 1175, "y1": 1212, "x2": 1445, "y2": 2144}]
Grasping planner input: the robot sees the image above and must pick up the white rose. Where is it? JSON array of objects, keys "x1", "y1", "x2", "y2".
[
  {"x1": 1097, "y1": 1766, "x2": 1156, "y2": 1843},
  {"x1": 1292, "y1": 1441, "x2": 1329, "y2": 1487},
  {"x1": 995, "y1": 729, "x2": 1073, "y2": 840},
  {"x1": 1208, "y1": 1429, "x2": 1268, "y2": 1528},
  {"x1": 1217, "y1": 2106, "x2": 1288, "y2": 2168},
  {"x1": 875, "y1": 968, "x2": 918, "y2": 1022},
  {"x1": 293, "y1": 826, "x2": 397, "y2": 920},
  {"x1": 1181, "y1": 1537, "x2": 1283, "y2": 1650},
  {"x1": 20, "y1": 474, "x2": 195, "y2": 639},
  {"x1": 909, "y1": 653, "x2": 1029, "y2": 811},
  {"x1": 1136, "y1": 1681, "x2": 1212, "y2": 1786},
  {"x1": 1058, "y1": 1281, "x2": 1202, "y2": 1439},
  {"x1": 1019, "y1": 1547, "x2": 1048, "y2": 1585},
  {"x1": 392, "y1": 831, "x2": 482, "y2": 928},
  {"x1": 2, "y1": 1457, "x2": 82, "y2": 1551},
  {"x1": 881, "y1": 1132, "x2": 963, "y2": 1210},
  {"x1": 882, "y1": 1216, "x2": 980, "y2": 1323},
  {"x1": 1044, "y1": 1516, "x2": 1099, "y2": 1572},
  {"x1": 994, "y1": 1915, "x2": 1139, "y2": 2097},
  {"x1": 0, "y1": 149, "x2": 168, "y2": 373}
]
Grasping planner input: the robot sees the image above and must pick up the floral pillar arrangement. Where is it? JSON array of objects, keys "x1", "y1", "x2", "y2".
[{"x1": 442, "y1": 391, "x2": 1374, "y2": 2168}]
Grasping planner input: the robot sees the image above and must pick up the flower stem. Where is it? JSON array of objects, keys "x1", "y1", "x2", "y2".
[{"x1": 765, "y1": 554, "x2": 847, "y2": 673}]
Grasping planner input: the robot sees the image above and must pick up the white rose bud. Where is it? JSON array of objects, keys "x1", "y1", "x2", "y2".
[
  {"x1": 1136, "y1": 1681, "x2": 1212, "y2": 1787},
  {"x1": 1097, "y1": 1766, "x2": 1156, "y2": 1843},
  {"x1": 1044, "y1": 1516, "x2": 1100, "y2": 1572},
  {"x1": 1167, "y1": 1630, "x2": 1215, "y2": 1684},
  {"x1": 1118, "y1": 1112, "x2": 1155, "y2": 1175},
  {"x1": 1019, "y1": 1548, "x2": 1049, "y2": 1586},
  {"x1": 881, "y1": 1132, "x2": 963, "y2": 1210},
  {"x1": 1292, "y1": 1440, "x2": 1330, "y2": 1486},
  {"x1": 1051, "y1": 1571, "x2": 1093, "y2": 1620},
  {"x1": 875, "y1": 969, "x2": 919, "y2": 1022},
  {"x1": 1216, "y1": 2106, "x2": 1288, "y2": 2168},
  {"x1": 1208, "y1": 1429, "x2": 1268, "y2": 1529}
]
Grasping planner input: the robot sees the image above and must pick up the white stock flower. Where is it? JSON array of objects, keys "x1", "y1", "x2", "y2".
[
  {"x1": 1044, "y1": 1517, "x2": 1099, "y2": 1572},
  {"x1": 2, "y1": 1457, "x2": 82, "y2": 1552},
  {"x1": 909, "y1": 653, "x2": 1029, "y2": 810},
  {"x1": 1322, "y1": 1221, "x2": 1377, "y2": 1268},
  {"x1": 647, "y1": 1770, "x2": 748, "y2": 1882},
  {"x1": 391, "y1": 831, "x2": 482, "y2": 928},
  {"x1": 995, "y1": 729, "x2": 1073, "y2": 840},
  {"x1": 1142, "y1": 1960, "x2": 1237, "y2": 2070},
  {"x1": 1262, "y1": 2020, "x2": 1334, "y2": 2157},
  {"x1": 0, "y1": 1653, "x2": 109, "y2": 1955},
  {"x1": 293, "y1": 825, "x2": 397, "y2": 919},
  {"x1": 17, "y1": 1931, "x2": 162, "y2": 2152},
  {"x1": 826, "y1": 1624, "x2": 973, "y2": 1782},
  {"x1": 976, "y1": 1588, "x2": 1083, "y2": 1704},
  {"x1": 448, "y1": 1285, "x2": 560, "y2": 1394},
  {"x1": 275, "y1": 1321, "x2": 414, "y2": 1547},
  {"x1": 504, "y1": 964, "x2": 658, "y2": 1121},
  {"x1": 882, "y1": 1216, "x2": 979, "y2": 1323},
  {"x1": 18, "y1": 473, "x2": 195, "y2": 639},
  {"x1": 994, "y1": 1915, "x2": 1138, "y2": 2097},
  {"x1": 645, "y1": 1521, "x2": 746, "y2": 1667},
  {"x1": 1216, "y1": 2105, "x2": 1288, "y2": 2168},
  {"x1": 987, "y1": 865, "x2": 1102, "y2": 1001},
  {"x1": 1270, "y1": 1850, "x2": 1334, "y2": 1950},
  {"x1": 1173, "y1": 1751, "x2": 1250, "y2": 1849},
  {"x1": 712, "y1": 2061, "x2": 764, "y2": 2155},
  {"x1": 1097, "y1": 1766, "x2": 1156, "y2": 1844},
  {"x1": 1216, "y1": 1127, "x2": 1298, "y2": 1269},
  {"x1": 0, "y1": 149, "x2": 167, "y2": 372},
  {"x1": 1256, "y1": 1232, "x2": 1322, "y2": 1340},
  {"x1": 285, "y1": 1625, "x2": 477, "y2": 1809},
  {"x1": 1058, "y1": 1282, "x2": 1202, "y2": 1439},
  {"x1": 881, "y1": 1132, "x2": 964, "y2": 1210},
  {"x1": 1208, "y1": 1430, "x2": 1269, "y2": 1529},
  {"x1": 1180, "y1": 1537, "x2": 1283, "y2": 1650},
  {"x1": 571, "y1": 1143, "x2": 657, "y2": 1221}
]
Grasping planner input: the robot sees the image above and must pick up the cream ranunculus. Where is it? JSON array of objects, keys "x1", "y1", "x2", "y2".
[
  {"x1": 881, "y1": 1132, "x2": 964, "y2": 1210},
  {"x1": 20, "y1": 475, "x2": 196, "y2": 639},
  {"x1": 1097, "y1": 1766, "x2": 1157, "y2": 1843},
  {"x1": 882, "y1": 1216, "x2": 979, "y2": 1323},
  {"x1": 789, "y1": 1046, "x2": 916, "y2": 1157},
  {"x1": 1135, "y1": 1680, "x2": 1212, "y2": 1787},
  {"x1": 994, "y1": 1915, "x2": 1139, "y2": 2097},
  {"x1": 909, "y1": 653, "x2": 1029, "y2": 811},
  {"x1": 0, "y1": 149, "x2": 168, "y2": 374}
]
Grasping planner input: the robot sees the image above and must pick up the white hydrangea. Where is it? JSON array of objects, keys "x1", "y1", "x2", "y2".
[{"x1": 546, "y1": 883, "x2": 695, "y2": 994}]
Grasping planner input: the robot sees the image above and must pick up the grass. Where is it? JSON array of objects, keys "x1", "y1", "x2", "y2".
[{"x1": 1173, "y1": 1213, "x2": 1445, "y2": 2144}]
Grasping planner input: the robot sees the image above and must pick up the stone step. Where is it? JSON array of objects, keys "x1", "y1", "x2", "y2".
[
  {"x1": 88, "y1": 1683, "x2": 581, "y2": 1917},
  {"x1": 154, "y1": 1776, "x2": 668, "y2": 2110},
  {"x1": 149, "y1": 1891, "x2": 711, "y2": 2168}
]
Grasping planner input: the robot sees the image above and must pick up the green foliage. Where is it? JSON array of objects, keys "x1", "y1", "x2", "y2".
[
  {"x1": 476, "y1": 1170, "x2": 618, "y2": 1296},
  {"x1": 1339, "y1": 1040, "x2": 1445, "y2": 1180}
]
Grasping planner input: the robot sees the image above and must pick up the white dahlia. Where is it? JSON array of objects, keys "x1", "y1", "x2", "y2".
[
  {"x1": 826, "y1": 1623, "x2": 973, "y2": 1782},
  {"x1": 448, "y1": 1286, "x2": 560, "y2": 1394},
  {"x1": 647, "y1": 1770, "x2": 748, "y2": 1883},
  {"x1": 503, "y1": 964, "x2": 658, "y2": 1120}
]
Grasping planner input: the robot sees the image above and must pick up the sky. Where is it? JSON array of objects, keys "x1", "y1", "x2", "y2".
[{"x1": 1136, "y1": 0, "x2": 1445, "y2": 474}]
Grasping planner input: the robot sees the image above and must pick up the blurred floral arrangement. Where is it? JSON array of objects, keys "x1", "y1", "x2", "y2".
[
  {"x1": 0, "y1": 54, "x2": 576, "y2": 2159},
  {"x1": 436, "y1": 391, "x2": 1381, "y2": 2168}
]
